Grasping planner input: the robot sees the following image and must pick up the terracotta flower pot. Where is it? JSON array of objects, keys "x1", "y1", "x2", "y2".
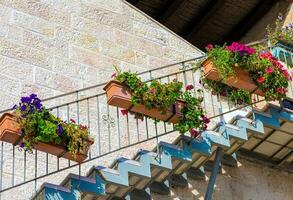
[
  {"x1": 202, "y1": 58, "x2": 264, "y2": 96},
  {"x1": 0, "y1": 113, "x2": 92, "y2": 163},
  {"x1": 103, "y1": 80, "x2": 185, "y2": 123},
  {"x1": 61, "y1": 139, "x2": 94, "y2": 163}
]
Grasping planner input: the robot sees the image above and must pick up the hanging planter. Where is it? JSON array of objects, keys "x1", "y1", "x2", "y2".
[
  {"x1": 0, "y1": 94, "x2": 94, "y2": 163},
  {"x1": 104, "y1": 80, "x2": 185, "y2": 123},
  {"x1": 104, "y1": 69, "x2": 210, "y2": 138},
  {"x1": 201, "y1": 42, "x2": 292, "y2": 104},
  {"x1": 202, "y1": 58, "x2": 264, "y2": 96}
]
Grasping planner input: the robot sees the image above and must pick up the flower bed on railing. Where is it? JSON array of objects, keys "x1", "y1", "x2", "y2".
[
  {"x1": 201, "y1": 42, "x2": 292, "y2": 105},
  {"x1": 267, "y1": 14, "x2": 293, "y2": 47},
  {"x1": 104, "y1": 68, "x2": 210, "y2": 138},
  {"x1": 0, "y1": 94, "x2": 93, "y2": 163}
]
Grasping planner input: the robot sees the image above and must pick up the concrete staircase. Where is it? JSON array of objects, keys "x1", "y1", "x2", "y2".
[{"x1": 32, "y1": 104, "x2": 293, "y2": 200}]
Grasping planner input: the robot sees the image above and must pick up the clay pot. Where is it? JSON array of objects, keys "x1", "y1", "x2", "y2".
[
  {"x1": 202, "y1": 58, "x2": 264, "y2": 96},
  {"x1": 103, "y1": 80, "x2": 185, "y2": 123},
  {"x1": 0, "y1": 113, "x2": 92, "y2": 163}
]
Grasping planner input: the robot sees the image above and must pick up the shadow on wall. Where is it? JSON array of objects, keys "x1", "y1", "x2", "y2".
[{"x1": 152, "y1": 159, "x2": 293, "y2": 200}]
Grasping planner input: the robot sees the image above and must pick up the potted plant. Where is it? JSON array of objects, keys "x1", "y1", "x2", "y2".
[
  {"x1": 267, "y1": 14, "x2": 293, "y2": 47},
  {"x1": 104, "y1": 69, "x2": 209, "y2": 138},
  {"x1": 202, "y1": 42, "x2": 292, "y2": 102},
  {"x1": 0, "y1": 94, "x2": 93, "y2": 163}
]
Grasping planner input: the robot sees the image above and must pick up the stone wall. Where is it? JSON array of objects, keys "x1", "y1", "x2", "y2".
[
  {"x1": 153, "y1": 158, "x2": 293, "y2": 200},
  {"x1": 0, "y1": 0, "x2": 203, "y2": 110}
]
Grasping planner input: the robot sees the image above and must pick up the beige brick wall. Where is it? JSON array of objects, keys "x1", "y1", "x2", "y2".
[{"x1": 0, "y1": 0, "x2": 203, "y2": 110}]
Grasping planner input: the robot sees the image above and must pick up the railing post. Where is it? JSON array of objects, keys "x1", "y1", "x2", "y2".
[{"x1": 204, "y1": 147, "x2": 223, "y2": 200}]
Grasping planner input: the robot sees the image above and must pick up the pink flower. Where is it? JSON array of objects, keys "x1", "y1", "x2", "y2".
[
  {"x1": 265, "y1": 67, "x2": 274, "y2": 74},
  {"x1": 256, "y1": 76, "x2": 265, "y2": 83},
  {"x1": 70, "y1": 118, "x2": 76, "y2": 123},
  {"x1": 186, "y1": 84, "x2": 194, "y2": 91},
  {"x1": 189, "y1": 128, "x2": 200, "y2": 138},
  {"x1": 277, "y1": 87, "x2": 287, "y2": 94},
  {"x1": 111, "y1": 73, "x2": 116, "y2": 78},
  {"x1": 120, "y1": 109, "x2": 128, "y2": 116},
  {"x1": 149, "y1": 88, "x2": 155, "y2": 94},
  {"x1": 205, "y1": 44, "x2": 213, "y2": 51}
]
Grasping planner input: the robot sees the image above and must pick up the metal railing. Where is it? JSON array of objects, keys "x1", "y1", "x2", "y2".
[{"x1": 0, "y1": 43, "x2": 291, "y2": 199}]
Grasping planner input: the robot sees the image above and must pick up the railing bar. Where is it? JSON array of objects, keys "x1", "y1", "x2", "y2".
[
  {"x1": 24, "y1": 150, "x2": 26, "y2": 182},
  {"x1": 76, "y1": 92, "x2": 80, "y2": 124},
  {"x1": 210, "y1": 92, "x2": 216, "y2": 116},
  {"x1": 97, "y1": 97, "x2": 101, "y2": 155},
  {"x1": 126, "y1": 114, "x2": 130, "y2": 145},
  {"x1": 106, "y1": 104, "x2": 111, "y2": 151},
  {"x1": 57, "y1": 107, "x2": 60, "y2": 171},
  {"x1": 67, "y1": 104, "x2": 71, "y2": 167},
  {"x1": 145, "y1": 118, "x2": 149, "y2": 139},
  {"x1": 34, "y1": 150, "x2": 37, "y2": 192},
  {"x1": 12, "y1": 146, "x2": 15, "y2": 186},
  {"x1": 136, "y1": 118, "x2": 140, "y2": 142},
  {"x1": 87, "y1": 98, "x2": 91, "y2": 159},
  {"x1": 116, "y1": 107, "x2": 121, "y2": 148}
]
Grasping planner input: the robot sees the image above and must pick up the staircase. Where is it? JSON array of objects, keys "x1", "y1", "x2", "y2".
[{"x1": 32, "y1": 104, "x2": 293, "y2": 200}]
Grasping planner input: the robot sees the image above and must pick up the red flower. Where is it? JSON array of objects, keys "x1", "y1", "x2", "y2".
[
  {"x1": 259, "y1": 52, "x2": 273, "y2": 60},
  {"x1": 120, "y1": 109, "x2": 128, "y2": 116},
  {"x1": 256, "y1": 76, "x2": 265, "y2": 83},
  {"x1": 111, "y1": 73, "x2": 117, "y2": 78},
  {"x1": 189, "y1": 128, "x2": 200, "y2": 138},
  {"x1": 277, "y1": 87, "x2": 287, "y2": 94},
  {"x1": 205, "y1": 44, "x2": 213, "y2": 51},
  {"x1": 201, "y1": 115, "x2": 210, "y2": 124},
  {"x1": 186, "y1": 84, "x2": 194, "y2": 91},
  {"x1": 265, "y1": 67, "x2": 274, "y2": 74},
  {"x1": 70, "y1": 118, "x2": 76, "y2": 123}
]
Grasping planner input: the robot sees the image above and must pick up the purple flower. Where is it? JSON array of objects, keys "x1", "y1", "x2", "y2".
[
  {"x1": 19, "y1": 142, "x2": 25, "y2": 148},
  {"x1": 29, "y1": 93, "x2": 37, "y2": 99},
  {"x1": 21, "y1": 97, "x2": 31, "y2": 104},
  {"x1": 278, "y1": 15, "x2": 283, "y2": 20},
  {"x1": 21, "y1": 105, "x2": 27, "y2": 111},
  {"x1": 57, "y1": 124, "x2": 63, "y2": 135}
]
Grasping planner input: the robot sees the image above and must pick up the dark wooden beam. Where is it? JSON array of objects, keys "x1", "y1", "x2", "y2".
[
  {"x1": 156, "y1": 0, "x2": 185, "y2": 23},
  {"x1": 128, "y1": 0, "x2": 140, "y2": 5},
  {"x1": 181, "y1": 0, "x2": 224, "y2": 39},
  {"x1": 222, "y1": 0, "x2": 278, "y2": 43}
]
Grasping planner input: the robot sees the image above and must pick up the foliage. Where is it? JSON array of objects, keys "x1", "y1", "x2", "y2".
[
  {"x1": 266, "y1": 14, "x2": 293, "y2": 46},
  {"x1": 12, "y1": 94, "x2": 92, "y2": 155},
  {"x1": 202, "y1": 79, "x2": 252, "y2": 105},
  {"x1": 112, "y1": 70, "x2": 209, "y2": 138},
  {"x1": 203, "y1": 42, "x2": 292, "y2": 102}
]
